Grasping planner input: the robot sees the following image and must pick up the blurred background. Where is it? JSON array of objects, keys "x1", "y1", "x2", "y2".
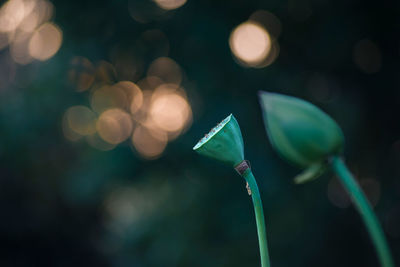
[{"x1": 0, "y1": 0, "x2": 399, "y2": 266}]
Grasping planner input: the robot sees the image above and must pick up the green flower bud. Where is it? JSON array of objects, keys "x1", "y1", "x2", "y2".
[
  {"x1": 259, "y1": 91, "x2": 344, "y2": 183},
  {"x1": 193, "y1": 114, "x2": 244, "y2": 167}
]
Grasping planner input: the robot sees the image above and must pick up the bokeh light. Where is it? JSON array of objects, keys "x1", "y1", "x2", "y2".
[
  {"x1": 110, "y1": 45, "x2": 139, "y2": 82},
  {"x1": 64, "y1": 105, "x2": 97, "y2": 136},
  {"x1": 64, "y1": 55, "x2": 191, "y2": 159},
  {"x1": 103, "y1": 183, "x2": 170, "y2": 235},
  {"x1": 327, "y1": 177, "x2": 351, "y2": 208},
  {"x1": 104, "y1": 186, "x2": 143, "y2": 233},
  {"x1": 0, "y1": 31, "x2": 12, "y2": 50},
  {"x1": 10, "y1": 31, "x2": 34, "y2": 64},
  {"x1": 62, "y1": 113, "x2": 83, "y2": 142},
  {"x1": 113, "y1": 81, "x2": 144, "y2": 114},
  {"x1": 307, "y1": 73, "x2": 340, "y2": 103},
  {"x1": 95, "y1": 60, "x2": 117, "y2": 84},
  {"x1": 249, "y1": 10, "x2": 282, "y2": 38},
  {"x1": 137, "y1": 76, "x2": 163, "y2": 92},
  {"x1": 149, "y1": 84, "x2": 192, "y2": 133},
  {"x1": 18, "y1": 0, "x2": 53, "y2": 33},
  {"x1": 132, "y1": 125, "x2": 167, "y2": 159},
  {"x1": 91, "y1": 85, "x2": 127, "y2": 114},
  {"x1": 0, "y1": 0, "x2": 59, "y2": 64},
  {"x1": 256, "y1": 39, "x2": 280, "y2": 68},
  {"x1": 153, "y1": 0, "x2": 186, "y2": 10},
  {"x1": 2, "y1": 2, "x2": 398, "y2": 266},
  {"x1": 229, "y1": 21, "x2": 272, "y2": 67},
  {"x1": 0, "y1": 0, "x2": 35, "y2": 33},
  {"x1": 359, "y1": 178, "x2": 381, "y2": 207},
  {"x1": 97, "y1": 108, "x2": 133, "y2": 145},
  {"x1": 68, "y1": 56, "x2": 95, "y2": 92},
  {"x1": 128, "y1": 0, "x2": 166, "y2": 24},
  {"x1": 29, "y1": 22, "x2": 62, "y2": 60},
  {"x1": 147, "y1": 57, "x2": 182, "y2": 85},
  {"x1": 353, "y1": 39, "x2": 382, "y2": 74},
  {"x1": 328, "y1": 176, "x2": 381, "y2": 208},
  {"x1": 86, "y1": 133, "x2": 116, "y2": 151}
]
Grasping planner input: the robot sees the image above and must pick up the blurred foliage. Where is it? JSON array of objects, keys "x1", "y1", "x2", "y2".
[{"x1": 0, "y1": 0, "x2": 399, "y2": 266}]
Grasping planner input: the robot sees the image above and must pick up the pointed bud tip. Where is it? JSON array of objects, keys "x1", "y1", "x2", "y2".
[
  {"x1": 258, "y1": 90, "x2": 273, "y2": 101},
  {"x1": 258, "y1": 91, "x2": 284, "y2": 111}
]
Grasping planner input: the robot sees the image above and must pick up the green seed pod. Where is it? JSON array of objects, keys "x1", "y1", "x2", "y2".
[
  {"x1": 259, "y1": 91, "x2": 344, "y2": 183},
  {"x1": 193, "y1": 114, "x2": 244, "y2": 167}
]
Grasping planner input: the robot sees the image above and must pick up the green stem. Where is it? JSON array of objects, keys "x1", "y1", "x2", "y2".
[
  {"x1": 242, "y1": 169, "x2": 271, "y2": 267},
  {"x1": 330, "y1": 156, "x2": 394, "y2": 267}
]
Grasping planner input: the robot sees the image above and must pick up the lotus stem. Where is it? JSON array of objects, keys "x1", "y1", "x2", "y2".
[
  {"x1": 330, "y1": 156, "x2": 394, "y2": 267},
  {"x1": 242, "y1": 169, "x2": 271, "y2": 267}
]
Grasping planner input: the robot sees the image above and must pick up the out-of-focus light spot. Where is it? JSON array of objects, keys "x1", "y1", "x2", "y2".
[
  {"x1": 97, "y1": 108, "x2": 133, "y2": 145},
  {"x1": 18, "y1": 10, "x2": 40, "y2": 32},
  {"x1": 153, "y1": 0, "x2": 186, "y2": 10},
  {"x1": 28, "y1": 22, "x2": 62, "y2": 60},
  {"x1": 353, "y1": 39, "x2": 382, "y2": 74},
  {"x1": 104, "y1": 186, "x2": 143, "y2": 232},
  {"x1": 249, "y1": 10, "x2": 282, "y2": 38},
  {"x1": 0, "y1": 0, "x2": 36, "y2": 33},
  {"x1": 95, "y1": 60, "x2": 117, "y2": 83},
  {"x1": 360, "y1": 178, "x2": 381, "y2": 207},
  {"x1": 0, "y1": 0, "x2": 57, "y2": 64},
  {"x1": 18, "y1": 0, "x2": 53, "y2": 33},
  {"x1": 62, "y1": 112, "x2": 83, "y2": 142},
  {"x1": 137, "y1": 76, "x2": 163, "y2": 91},
  {"x1": 328, "y1": 176, "x2": 381, "y2": 209},
  {"x1": 113, "y1": 81, "x2": 143, "y2": 114},
  {"x1": 0, "y1": 31, "x2": 13, "y2": 50},
  {"x1": 229, "y1": 21, "x2": 272, "y2": 67},
  {"x1": 10, "y1": 31, "x2": 34, "y2": 64},
  {"x1": 86, "y1": 133, "x2": 116, "y2": 151},
  {"x1": 68, "y1": 56, "x2": 95, "y2": 92},
  {"x1": 149, "y1": 85, "x2": 192, "y2": 133},
  {"x1": 147, "y1": 57, "x2": 182, "y2": 85},
  {"x1": 128, "y1": 0, "x2": 166, "y2": 24},
  {"x1": 103, "y1": 184, "x2": 170, "y2": 235},
  {"x1": 91, "y1": 85, "x2": 127, "y2": 114},
  {"x1": 65, "y1": 105, "x2": 97, "y2": 136},
  {"x1": 307, "y1": 73, "x2": 340, "y2": 103},
  {"x1": 132, "y1": 125, "x2": 167, "y2": 159},
  {"x1": 133, "y1": 89, "x2": 154, "y2": 121},
  {"x1": 256, "y1": 39, "x2": 280, "y2": 68},
  {"x1": 327, "y1": 177, "x2": 351, "y2": 208},
  {"x1": 110, "y1": 46, "x2": 139, "y2": 82}
]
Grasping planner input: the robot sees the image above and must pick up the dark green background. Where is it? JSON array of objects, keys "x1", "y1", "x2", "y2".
[{"x1": 0, "y1": 0, "x2": 399, "y2": 266}]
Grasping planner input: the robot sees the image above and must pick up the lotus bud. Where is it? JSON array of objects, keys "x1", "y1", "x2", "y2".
[
  {"x1": 193, "y1": 114, "x2": 245, "y2": 167},
  {"x1": 259, "y1": 91, "x2": 344, "y2": 183}
]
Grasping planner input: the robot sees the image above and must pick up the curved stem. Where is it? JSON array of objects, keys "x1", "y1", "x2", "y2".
[
  {"x1": 330, "y1": 156, "x2": 394, "y2": 267},
  {"x1": 242, "y1": 169, "x2": 271, "y2": 267}
]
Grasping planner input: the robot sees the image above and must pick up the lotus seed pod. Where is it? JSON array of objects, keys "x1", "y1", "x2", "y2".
[
  {"x1": 193, "y1": 114, "x2": 244, "y2": 167},
  {"x1": 259, "y1": 91, "x2": 344, "y2": 169}
]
